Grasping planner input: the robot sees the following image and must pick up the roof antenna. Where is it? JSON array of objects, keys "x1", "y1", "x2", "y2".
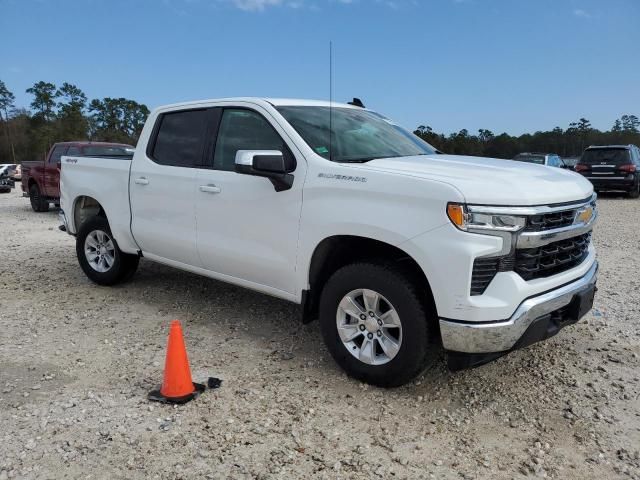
[{"x1": 329, "y1": 40, "x2": 333, "y2": 162}]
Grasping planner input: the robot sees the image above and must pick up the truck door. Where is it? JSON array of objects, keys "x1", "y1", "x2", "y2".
[
  {"x1": 195, "y1": 106, "x2": 305, "y2": 295},
  {"x1": 129, "y1": 108, "x2": 214, "y2": 267},
  {"x1": 46, "y1": 144, "x2": 67, "y2": 197}
]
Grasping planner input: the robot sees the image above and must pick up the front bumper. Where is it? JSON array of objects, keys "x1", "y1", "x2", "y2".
[{"x1": 440, "y1": 261, "x2": 598, "y2": 369}]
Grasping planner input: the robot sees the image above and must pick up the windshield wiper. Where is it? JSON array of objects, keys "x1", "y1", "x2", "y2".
[
  {"x1": 336, "y1": 155, "x2": 406, "y2": 163},
  {"x1": 336, "y1": 158, "x2": 377, "y2": 163}
]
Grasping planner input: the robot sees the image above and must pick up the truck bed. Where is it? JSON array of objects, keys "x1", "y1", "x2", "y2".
[{"x1": 60, "y1": 155, "x2": 139, "y2": 253}]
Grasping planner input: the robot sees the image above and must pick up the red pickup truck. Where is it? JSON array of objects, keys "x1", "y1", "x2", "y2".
[{"x1": 22, "y1": 141, "x2": 134, "y2": 212}]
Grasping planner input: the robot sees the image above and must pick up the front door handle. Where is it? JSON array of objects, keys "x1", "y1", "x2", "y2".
[
  {"x1": 199, "y1": 184, "x2": 221, "y2": 194},
  {"x1": 134, "y1": 177, "x2": 149, "y2": 185}
]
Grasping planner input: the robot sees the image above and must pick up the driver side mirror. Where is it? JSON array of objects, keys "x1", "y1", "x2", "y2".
[{"x1": 235, "y1": 150, "x2": 294, "y2": 192}]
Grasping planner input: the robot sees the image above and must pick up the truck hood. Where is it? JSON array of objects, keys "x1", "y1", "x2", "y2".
[{"x1": 360, "y1": 154, "x2": 593, "y2": 205}]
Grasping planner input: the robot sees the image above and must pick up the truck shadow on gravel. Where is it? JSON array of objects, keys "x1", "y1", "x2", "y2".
[{"x1": 123, "y1": 260, "x2": 471, "y2": 392}]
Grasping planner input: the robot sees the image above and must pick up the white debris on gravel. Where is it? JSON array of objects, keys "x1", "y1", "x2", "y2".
[{"x1": 0, "y1": 189, "x2": 639, "y2": 479}]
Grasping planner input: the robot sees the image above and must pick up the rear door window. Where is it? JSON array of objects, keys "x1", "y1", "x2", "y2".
[
  {"x1": 580, "y1": 149, "x2": 631, "y2": 165},
  {"x1": 150, "y1": 109, "x2": 210, "y2": 168}
]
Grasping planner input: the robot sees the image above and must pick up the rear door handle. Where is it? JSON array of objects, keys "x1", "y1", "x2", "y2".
[
  {"x1": 134, "y1": 177, "x2": 149, "y2": 185},
  {"x1": 199, "y1": 184, "x2": 221, "y2": 194}
]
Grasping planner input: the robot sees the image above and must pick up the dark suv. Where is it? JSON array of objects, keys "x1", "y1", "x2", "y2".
[{"x1": 575, "y1": 145, "x2": 640, "y2": 198}]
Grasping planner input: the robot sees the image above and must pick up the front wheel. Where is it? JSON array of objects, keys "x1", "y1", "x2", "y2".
[
  {"x1": 76, "y1": 216, "x2": 139, "y2": 285},
  {"x1": 319, "y1": 262, "x2": 438, "y2": 387}
]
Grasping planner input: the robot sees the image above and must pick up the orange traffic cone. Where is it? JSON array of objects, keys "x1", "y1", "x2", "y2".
[{"x1": 148, "y1": 320, "x2": 205, "y2": 404}]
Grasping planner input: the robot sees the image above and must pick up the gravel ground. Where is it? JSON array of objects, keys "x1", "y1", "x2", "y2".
[{"x1": 0, "y1": 188, "x2": 638, "y2": 480}]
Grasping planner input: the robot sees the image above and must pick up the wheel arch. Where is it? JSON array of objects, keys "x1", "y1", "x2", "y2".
[
  {"x1": 303, "y1": 235, "x2": 438, "y2": 333},
  {"x1": 72, "y1": 195, "x2": 108, "y2": 234}
]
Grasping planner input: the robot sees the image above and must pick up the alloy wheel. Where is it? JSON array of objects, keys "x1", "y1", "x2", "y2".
[
  {"x1": 336, "y1": 288, "x2": 403, "y2": 365},
  {"x1": 84, "y1": 229, "x2": 116, "y2": 273}
]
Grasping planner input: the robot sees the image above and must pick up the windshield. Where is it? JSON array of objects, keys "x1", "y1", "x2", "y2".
[
  {"x1": 277, "y1": 106, "x2": 436, "y2": 162},
  {"x1": 580, "y1": 148, "x2": 630, "y2": 165},
  {"x1": 513, "y1": 154, "x2": 545, "y2": 165}
]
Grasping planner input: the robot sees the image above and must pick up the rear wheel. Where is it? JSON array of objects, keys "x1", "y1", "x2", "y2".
[
  {"x1": 29, "y1": 184, "x2": 49, "y2": 212},
  {"x1": 319, "y1": 262, "x2": 438, "y2": 387},
  {"x1": 76, "y1": 216, "x2": 139, "y2": 285},
  {"x1": 628, "y1": 181, "x2": 640, "y2": 199}
]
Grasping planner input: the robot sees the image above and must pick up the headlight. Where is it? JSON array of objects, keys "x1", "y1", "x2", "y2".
[{"x1": 447, "y1": 203, "x2": 526, "y2": 232}]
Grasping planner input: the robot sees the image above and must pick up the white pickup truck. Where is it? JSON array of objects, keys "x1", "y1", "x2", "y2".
[{"x1": 60, "y1": 98, "x2": 598, "y2": 387}]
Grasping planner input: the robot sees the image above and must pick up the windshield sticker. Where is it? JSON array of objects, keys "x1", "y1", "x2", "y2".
[
  {"x1": 315, "y1": 146, "x2": 329, "y2": 154},
  {"x1": 318, "y1": 173, "x2": 367, "y2": 183}
]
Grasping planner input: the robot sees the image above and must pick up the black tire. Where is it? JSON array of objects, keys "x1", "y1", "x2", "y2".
[
  {"x1": 76, "y1": 216, "x2": 139, "y2": 286},
  {"x1": 29, "y1": 184, "x2": 49, "y2": 212},
  {"x1": 319, "y1": 262, "x2": 438, "y2": 388},
  {"x1": 628, "y1": 181, "x2": 640, "y2": 199}
]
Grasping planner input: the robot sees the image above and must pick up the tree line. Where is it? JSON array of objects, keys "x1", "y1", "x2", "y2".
[
  {"x1": 414, "y1": 115, "x2": 640, "y2": 159},
  {"x1": 1, "y1": 78, "x2": 639, "y2": 164},
  {"x1": 0, "y1": 79, "x2": 149, "y2": 163}
]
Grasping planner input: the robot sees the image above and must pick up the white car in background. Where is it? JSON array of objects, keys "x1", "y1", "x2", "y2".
[
  {"x1": 513, "y1": 152, "x2": 568, "y2": 168},
  {"x1": 0, "y1": 164, "x2": 17, "y2": 193}
]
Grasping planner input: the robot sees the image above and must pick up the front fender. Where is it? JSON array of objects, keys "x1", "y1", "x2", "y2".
[{"x1": 295, "y1": 163, "x2": 464, "y2": 297}]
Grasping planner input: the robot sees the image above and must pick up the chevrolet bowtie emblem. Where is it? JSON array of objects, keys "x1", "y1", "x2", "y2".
[{"x1": 575, "y1": 206, "x2": 593, "y2": 224}]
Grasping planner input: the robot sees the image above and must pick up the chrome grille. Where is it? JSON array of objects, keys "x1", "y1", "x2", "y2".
[{"x1": 468, "y1": 196, "x2": 596, "y2": 296}]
